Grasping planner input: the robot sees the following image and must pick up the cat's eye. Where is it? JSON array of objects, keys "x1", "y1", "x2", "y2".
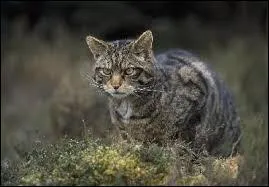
[
  {"x1": 125, "y1": 68, "x2": 136, "y2": 76},
  {"x1": 100, "y1": 68, "x2": 111, "y2": 76},
  {"x1": 134, "y1": 52, "x2": 142, "y2": 56}
]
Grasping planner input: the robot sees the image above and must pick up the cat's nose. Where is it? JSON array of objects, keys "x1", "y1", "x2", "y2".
[
  {"x1": 110, "y1": 74, "x2": 123, "y2": 90},
  {"x1": 113, "y1": 85, "x2": 120, "y2": 90}
]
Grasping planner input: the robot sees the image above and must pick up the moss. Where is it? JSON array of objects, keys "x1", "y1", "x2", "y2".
[{"x1": 177, "y1": 174, "x2": 209, "y2": 186}]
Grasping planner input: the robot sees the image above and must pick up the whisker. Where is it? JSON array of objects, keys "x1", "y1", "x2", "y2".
[
  {"x1": 79, "y1": 69, "x2": 107, "y2": 97},
  {"x1": 90, "y1": 85, "x2": 106, "y2": 96},
  {"x1": 80, "y1": 72, "x2": 94, "y2": 83},
  {"x1": 135, "y1": 87, "x2": 169, "y2": 93},
  {"x1": 80, "y1": 72, "x2": 102, "y2": 88},
  {"x1": 81, "y1": 74, "x2": 93, "y2": 81},
  {"x1": 132, "y1": 91, "x2": 142, "y2": 98},
  {"x1": 82, "y1": 76, "x2": 92, "y2": 82},
  {"x1": 89, "y1": 83, "x2": 102, "y2": 89}
]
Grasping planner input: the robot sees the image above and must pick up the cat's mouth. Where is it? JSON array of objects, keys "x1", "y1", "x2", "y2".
[{"x1": 103, "y1": 84, "x2": 135, "y2": 99}]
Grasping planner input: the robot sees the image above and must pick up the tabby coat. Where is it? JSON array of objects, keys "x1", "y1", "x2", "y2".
[{"x1": 86, "y1": 30, "x2": 241, "y2": 157}]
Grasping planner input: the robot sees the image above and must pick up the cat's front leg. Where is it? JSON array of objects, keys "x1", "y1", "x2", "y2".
[
  {"x1": 108, "y1": 109, "x2": 123, "y2": 141},
  {"x1": 112, "y1": 122, "x2": 135, "y2": 144},
  {"x1": 109, "y1": 107, "x2": 133, "y2": 143}
]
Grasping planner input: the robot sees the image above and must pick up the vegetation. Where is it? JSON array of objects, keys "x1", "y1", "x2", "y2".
[{"x1": 1, "y1": 134, "x2": 242, "y2": 186}]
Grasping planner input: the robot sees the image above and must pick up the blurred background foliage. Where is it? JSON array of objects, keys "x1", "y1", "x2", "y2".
[{"x1": 1, "y1": 2, "x2": 268, "y2": 182}]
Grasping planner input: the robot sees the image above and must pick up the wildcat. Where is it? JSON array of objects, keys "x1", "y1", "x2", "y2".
[{"x1": 85, "y1": 30, "x2": 241, "y2": 157}]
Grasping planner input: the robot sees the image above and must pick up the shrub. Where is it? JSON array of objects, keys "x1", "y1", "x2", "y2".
[{"x1": 2, "y1": 134, "x2": 248, "y2": 186}]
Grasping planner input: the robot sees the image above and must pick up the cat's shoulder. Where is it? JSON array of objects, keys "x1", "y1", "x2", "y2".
[
  {"x1": 156, "y1": 48, "x2": 199, "y2": 58},
  {"x1": 155, "y1": 48, "x2": 200, "y2": 66}
]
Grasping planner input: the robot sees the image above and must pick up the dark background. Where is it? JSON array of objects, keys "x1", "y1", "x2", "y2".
[
  {"x1": 2, "y1": 1, "x2": 267, "y2": 41},
  {"x1": 1, "y1": 1, "x2": 268, "y2": 164}
]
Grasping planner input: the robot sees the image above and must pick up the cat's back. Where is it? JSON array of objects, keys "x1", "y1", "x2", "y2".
[
  {"x1": 155, "y1": 48, "x2": 222, "y2": 89},
  {"x1": 155, "y1": 48, "x2": 200, "y2": 67},
  {"x1": 155, "y1": 48, "x2": 241, "y2": 156},
  {"x1": 155, "y1": 48, "x2": 237, "y2": 120},
  {"x1": 154, "y1": 48, "x2": 217, "y2": 91}
]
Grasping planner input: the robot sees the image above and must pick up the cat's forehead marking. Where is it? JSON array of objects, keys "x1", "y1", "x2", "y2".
[
  {"x1": 110, "y1": 39, "x2": 133, "y2": 49},
  {"x1": 107, "y1": 40, "x2": 133, "y2": 68},
  {"x1": 111, "y1": 51, "x2": 122, "y2": 68}
]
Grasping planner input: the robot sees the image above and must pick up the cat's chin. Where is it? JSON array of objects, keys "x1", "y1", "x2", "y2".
[{"x1": 109, "y1": 92, "x2": 129, "y2": 99}]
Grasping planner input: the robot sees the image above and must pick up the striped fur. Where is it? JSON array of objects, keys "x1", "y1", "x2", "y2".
[{"x1": 86, "y1": 31, "x2": 241, "y2": 157}]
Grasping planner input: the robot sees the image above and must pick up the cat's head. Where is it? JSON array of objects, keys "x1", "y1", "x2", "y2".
[{"x1": 86, "y1": 30, "x2": 156, "y2": 99}]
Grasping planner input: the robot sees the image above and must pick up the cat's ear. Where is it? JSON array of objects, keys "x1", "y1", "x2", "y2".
[
  {"x1": 131, "y1": 30, "x2": 153, "y2": 53},
  {"x1": 86, "y1": 35, "x2": 109, "y2": 59}
]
